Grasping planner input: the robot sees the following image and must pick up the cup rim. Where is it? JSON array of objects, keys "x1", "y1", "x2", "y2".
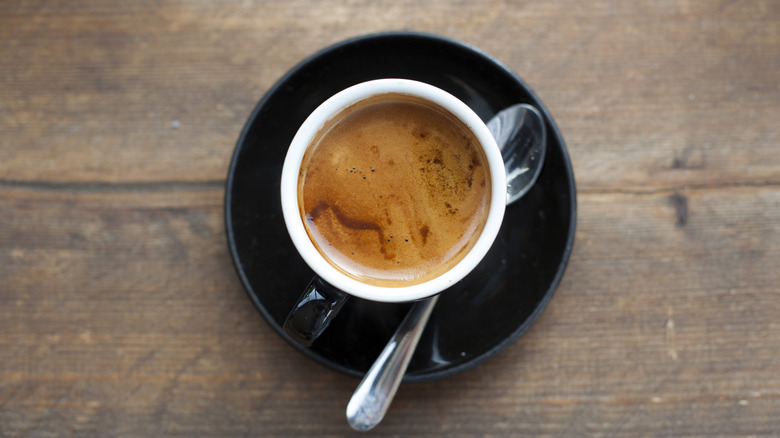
[{"x1": 280, "y1": 78, "x2": 507, "y2": 302}]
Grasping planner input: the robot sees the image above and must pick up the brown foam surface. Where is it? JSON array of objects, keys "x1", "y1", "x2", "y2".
[{"x1": 298, "y1": 94, "x2": 491, "y2": 287}]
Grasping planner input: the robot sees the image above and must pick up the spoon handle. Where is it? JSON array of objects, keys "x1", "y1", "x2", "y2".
[{"x1": 346, "y1": 295, "x2": 439, "y2": 431}]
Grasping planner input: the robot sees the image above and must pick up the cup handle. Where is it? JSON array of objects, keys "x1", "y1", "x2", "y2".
[{"x1": 283, "y1": 277, "x2": 349, "y2": 347}]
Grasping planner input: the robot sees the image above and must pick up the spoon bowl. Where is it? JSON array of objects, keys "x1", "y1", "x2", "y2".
[{"x1": 489, "y1": 104, "x2": 547, "y2": 205}]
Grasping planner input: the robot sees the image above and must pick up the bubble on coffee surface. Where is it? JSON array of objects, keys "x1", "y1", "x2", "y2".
[{"x1": 298, "y1": 94, "x2": 491, "y2": 287}]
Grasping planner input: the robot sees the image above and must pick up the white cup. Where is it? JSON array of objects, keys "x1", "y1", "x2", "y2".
[{"x1": 280, "y1": 79, "x2": 507, "y2": 344}]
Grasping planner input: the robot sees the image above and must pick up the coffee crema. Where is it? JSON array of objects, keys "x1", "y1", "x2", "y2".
[{"x1": 298, "y1": 93, "x2": 491, "y2": 287}]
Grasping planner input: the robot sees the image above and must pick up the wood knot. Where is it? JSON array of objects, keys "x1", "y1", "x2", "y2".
[
  {"x1": 671, "y1": 148, "x2": 706, "y2": 170},
  {"x1": 668, "y1": 192, "x2": 688, "y2": 227}
]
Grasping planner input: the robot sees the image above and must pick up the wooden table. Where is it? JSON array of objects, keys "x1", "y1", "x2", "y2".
[{"x1": 2, "y1": 1, "x2": 778, "y2": 436}]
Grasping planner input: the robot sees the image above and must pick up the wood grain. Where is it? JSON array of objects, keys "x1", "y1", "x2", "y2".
[{"x1": 1, "y1": 0, "x2": 779, "y2": 436}]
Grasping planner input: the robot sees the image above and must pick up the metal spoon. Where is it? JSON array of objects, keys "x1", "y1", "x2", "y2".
[{"x1": 346, "y1": 104, "x2": 547, "y2": 431}]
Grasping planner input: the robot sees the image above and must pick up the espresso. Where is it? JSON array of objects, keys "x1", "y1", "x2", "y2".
[{"x1": 298, "y1": 93, "x2": 491, "y2": 287}]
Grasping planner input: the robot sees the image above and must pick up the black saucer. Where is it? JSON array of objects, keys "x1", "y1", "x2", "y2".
[{"x1": 225, "y1": 32, "x2": 576, "y2": 383}]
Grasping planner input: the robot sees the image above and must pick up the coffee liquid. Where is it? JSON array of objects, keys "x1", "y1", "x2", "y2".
[{"x1": 298, "y1": 94, "x2": 491, "y2": 287}]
